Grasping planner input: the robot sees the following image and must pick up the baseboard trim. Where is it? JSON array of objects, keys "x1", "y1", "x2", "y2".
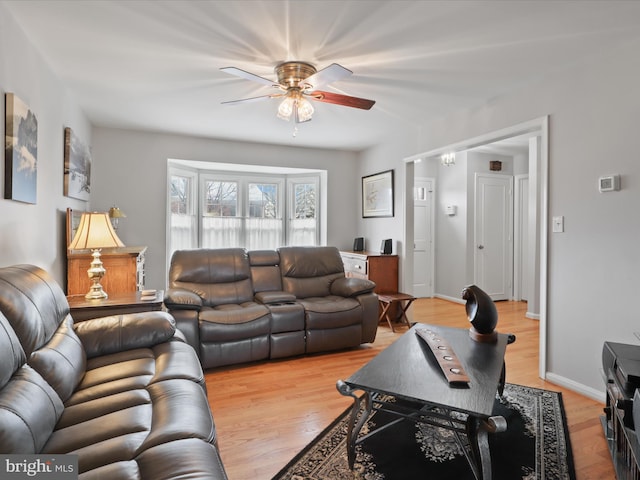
[
  {"x1": 545, "y1": 372, "x2": 605, "y2": 403},
  {"x1": 525, "y1": 311, "x2": 540, "y2": 320},
  {"x1": 434, "y1": 294, "x2": 465, "y2": 305}
]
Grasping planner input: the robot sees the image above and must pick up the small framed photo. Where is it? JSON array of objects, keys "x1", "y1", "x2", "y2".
[{"x1": 362, "y1": 169, "x2": 394, "y2": 218}]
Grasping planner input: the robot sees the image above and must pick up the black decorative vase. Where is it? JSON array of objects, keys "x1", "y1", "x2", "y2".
[{"x1": 462, "y1": 285, "x2": 498, "y2": 343}]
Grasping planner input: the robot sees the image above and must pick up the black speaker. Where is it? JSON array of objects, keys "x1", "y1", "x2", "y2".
[
  {"x1": 353, "y1": 237, "x2": 364, "y2": 252},
  {"x1": 380, "y1": 239, "x2": 392, "y2": 255}
]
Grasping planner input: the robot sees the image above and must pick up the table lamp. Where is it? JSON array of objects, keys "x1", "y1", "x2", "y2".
[{"x1": 68, "y1": 212, "x2": 125, "y2": 299}]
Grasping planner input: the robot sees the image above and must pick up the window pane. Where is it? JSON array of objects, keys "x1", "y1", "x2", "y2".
[
  {"x1": 170, "y1": 175, "x2": 190, "y2": 214},
  {"x1": 169, "y1": 172, "x2": 196, "y2": 255},
  {"x1": 205, "y1": 180, "x2": 237, "y2": 216},
  {"x1": 295, "y1": 183, "x2": 316, "y2": 219},
  {"x1": 249, "y1": 183, "x2": 278, "y2": 218}
]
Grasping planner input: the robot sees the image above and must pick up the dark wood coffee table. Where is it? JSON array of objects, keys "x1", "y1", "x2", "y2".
[{"x1": 337, "y1": 323, "x2": 514, "y2": 480}]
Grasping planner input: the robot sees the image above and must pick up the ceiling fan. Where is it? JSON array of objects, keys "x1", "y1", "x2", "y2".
[{"x1": 220, "y1": 61, "x2": 375, "y2": 123}]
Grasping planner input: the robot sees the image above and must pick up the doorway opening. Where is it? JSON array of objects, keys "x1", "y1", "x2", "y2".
[{"x1": 403, "y1": 116, "x2": 548, "y2": 379}]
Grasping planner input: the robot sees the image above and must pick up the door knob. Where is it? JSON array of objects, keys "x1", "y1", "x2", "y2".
[{"x1": 478, "y1": 245, "x2": 484, "y2": 249}]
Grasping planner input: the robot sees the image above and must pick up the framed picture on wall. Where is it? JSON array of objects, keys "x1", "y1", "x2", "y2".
[
  {"x1": 5, "y1": 93, "x2": 38, "y2": 204},
  {"x1": 362, "y1": 169, "x2": 394, "y2": 218},
  {"x1": 64, "y1": 127, "x2": 91, "y2": 201}
]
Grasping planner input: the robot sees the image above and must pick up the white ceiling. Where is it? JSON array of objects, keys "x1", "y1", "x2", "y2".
[{"x1": 4, "y1": 0, "x2": 640, "y2": 151}]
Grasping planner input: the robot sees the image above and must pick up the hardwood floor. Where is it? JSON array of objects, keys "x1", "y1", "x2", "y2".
[{"x1": 205, "y1": 298, "x2": 615, "y2": 479}]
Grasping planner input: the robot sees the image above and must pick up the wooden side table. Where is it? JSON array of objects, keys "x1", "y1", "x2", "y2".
[
  {"x1": 378, "y1": 292, "x2": 415, "y2": 332},
  {"x1": 68, "y1": 290, "x2": 164, "y2": 322}
]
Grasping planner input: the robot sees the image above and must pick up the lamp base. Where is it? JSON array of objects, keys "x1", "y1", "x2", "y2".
[
  {"x1": 85, "y1": 249, "x2": 108, "y2": 300},
  {"x1": 85, "y1": 283, "x2": 108, "y2": 300}
]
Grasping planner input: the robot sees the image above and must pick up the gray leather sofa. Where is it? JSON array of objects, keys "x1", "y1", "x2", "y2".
[
  {"x1": 165, "y1": 246, "x2": 379, "y2": 369},
  {"x1": 0, "y1": 265, "x2": 227, "y2": 479}
]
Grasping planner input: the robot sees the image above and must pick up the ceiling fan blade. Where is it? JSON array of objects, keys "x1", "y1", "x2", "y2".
[
  {"x1": 220, "y1": 67, "x2": 277, "y2": 87},
  {"x1": 221, "y1": 94, "x2": 282, "y2": 105},
  {"x1": 309, "y1": 91, "x2": 375, "y2": 110},
  {"x1": 302, "y1": 63, "x2": 352, "y2": 89}
]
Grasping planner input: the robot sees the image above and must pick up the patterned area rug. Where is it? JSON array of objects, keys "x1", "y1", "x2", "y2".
[{"x1": 272, "y1": 383, "x2": 575, "y2": 480}]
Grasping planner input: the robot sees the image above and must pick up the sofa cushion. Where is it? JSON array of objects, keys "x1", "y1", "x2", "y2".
[
  {"x1": 136, "y1": 438, "x2": 227, "y2": 480},
  {"x1": 74, "y1": 312, "x2": 177, "y2": 359},
  {"x1": 0, "y1": 365, "x2": 64, "y2": 453},
  {"x1": 249, "y1": 249, "x2": 284, "y2": 293},
  {"x1": 0, "y1": 310, "x2": 26, "y2": 388},
  {"x1": 29, "y1": 316, "x2": 86, "y2": 402},
  {"x1": 43, "y1": 345, "x2": 216, "y2": 476},
  {"x1": 199, "y1": 303, "x2": 270, "y2": 326},
  {"x1": 278, "y1": 246, "x2": 345, "y2": 298},
  {"x1": 0, "y1": 264, "x2": 70, "y2": 357},
  {"x1": 169, "y1": 248, "x2": 254, "y2": 306},
  {"x1": 199, "y1": 306, "x2": 271, "y2": 342},
  {"x1": 299, "y1": 296, "x2": 362, "y2": 329}
]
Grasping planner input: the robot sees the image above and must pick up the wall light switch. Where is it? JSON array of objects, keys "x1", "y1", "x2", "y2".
[{"x1": 552, "y1": 216, "x2": 564, "y2": 233}]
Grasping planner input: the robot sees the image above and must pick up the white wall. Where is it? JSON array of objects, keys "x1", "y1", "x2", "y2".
[
  {"x1": 0, "y1": 4, "x2": 91, "y2": 285},
  {"x1": 90, "y1": 128, "x2": 360, "y2": 290},
  {"x1": 355, "y1": 129, "x2": 420, "y2": 291},
  {"x1": 435, "y1": 152, "x2": 469, "y2": 300},
  {"x1": 387, "y1": 39, "x2": 640, "y2": 398}
]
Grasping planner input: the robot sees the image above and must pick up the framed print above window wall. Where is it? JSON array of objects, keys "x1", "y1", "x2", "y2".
[
  {"x1": 5, "y1": 93, "x2": 38, "y2": 204},
  {"x1": 362, "y1": 169, "x2": 394, "y2": 218},
  {"x1": 64, "y1": 127, "x2": 91, "y2": 201}
]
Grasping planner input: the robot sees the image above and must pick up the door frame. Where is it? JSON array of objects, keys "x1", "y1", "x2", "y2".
[
  {"x1": 513, "y1": 173, "x2": 529, "y2": 302},
  {"x1": 402, "y1": 116, "x2": 548, "y2": 380}
]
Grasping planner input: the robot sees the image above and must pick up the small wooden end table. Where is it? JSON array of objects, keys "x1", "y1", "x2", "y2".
[
  {"x1": 378, "y1": 292, "x2": 415, "y2": 332},
  {"x1": 67, "y1": 290, "x2": 164, "y2": 322}
]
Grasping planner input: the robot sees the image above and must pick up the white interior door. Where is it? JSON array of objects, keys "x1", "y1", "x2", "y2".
[
  {"x1": 474, "y1": 173, "x2": 513, "y2": 301},
  {"x1": 413, "y1": 177, "x2": 434, "y2": 297}
]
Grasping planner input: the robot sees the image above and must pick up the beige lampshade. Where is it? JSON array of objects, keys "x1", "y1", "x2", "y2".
[{"x1": 69, "y1": 212, "x2": 125, "y2": 250}]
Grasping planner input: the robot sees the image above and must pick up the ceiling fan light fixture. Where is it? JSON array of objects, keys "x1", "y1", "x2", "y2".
[
  {"x1": 277, "y1": 90, "x2": 314, "y2": 123},
  {"x1": 277, "y1": 96, "x2": 295, "y2": 121},
  {"x1": 296, "y1": 96, "x2": 314, "y2": 123}
]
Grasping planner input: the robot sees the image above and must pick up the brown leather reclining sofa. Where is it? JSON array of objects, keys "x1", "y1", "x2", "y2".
[
  {"x1": 164, "y1": 246, "x2": 379, "y2": 369},
  {"x1": 0, "y1": 265, "x2": 228, "y2": 479}
]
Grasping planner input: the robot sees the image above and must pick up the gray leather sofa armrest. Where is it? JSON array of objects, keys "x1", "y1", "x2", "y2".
[
  {"x1": 330, "y1": 277, "x2": 376, "y2": 297},
  {"x1": 74, "y1": 311, "x2": 177, "y2": 358},
  {"x1": 255, "y1": 291, "x2": 297, "y2": 304},
  {"x1": 164, "y1": 288, "x2": 203, "y2": 310}
]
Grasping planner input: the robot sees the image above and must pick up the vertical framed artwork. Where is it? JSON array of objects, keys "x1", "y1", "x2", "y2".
[
  {"x1": 362, "y1": 169, "x2": 394, "y2": 218},
  {"x1": 64, "y1": 127, "x2": 91, "y2": 201},
  {"x1": 5, "y1": 93, "x2": 38, "y2": 204}
]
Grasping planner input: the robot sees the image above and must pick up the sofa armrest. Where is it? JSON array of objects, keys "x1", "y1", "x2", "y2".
[
  {"x1": 330, "y1": 277, "x2": 376, "y2": 297},
  {"x1": 254, "y1": 291, "x2": 297, "y2": 304},
  {"x1": 164, "y1": 288, "x2": 203, "y2": 310},
  {"x1": 74, "y1": 311, "x2": 177, "y2": 358}
]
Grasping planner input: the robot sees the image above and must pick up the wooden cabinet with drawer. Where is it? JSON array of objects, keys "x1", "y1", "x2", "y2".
[
  {"x1": 67, "y1": 246, "x2": 146, "y2": 295},
  {"x1": 340, "y1": 251, "x2": 398, "y2": 294}
]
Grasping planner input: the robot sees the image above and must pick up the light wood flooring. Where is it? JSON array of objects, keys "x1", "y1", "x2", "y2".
[{"x1": 204, "y1": 298, "x2": 615, "y2": 479}]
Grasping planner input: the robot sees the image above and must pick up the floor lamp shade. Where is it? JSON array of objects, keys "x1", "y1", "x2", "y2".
[{"x1": 69, "y1": 212, "x2": 125, "y2": 299}]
